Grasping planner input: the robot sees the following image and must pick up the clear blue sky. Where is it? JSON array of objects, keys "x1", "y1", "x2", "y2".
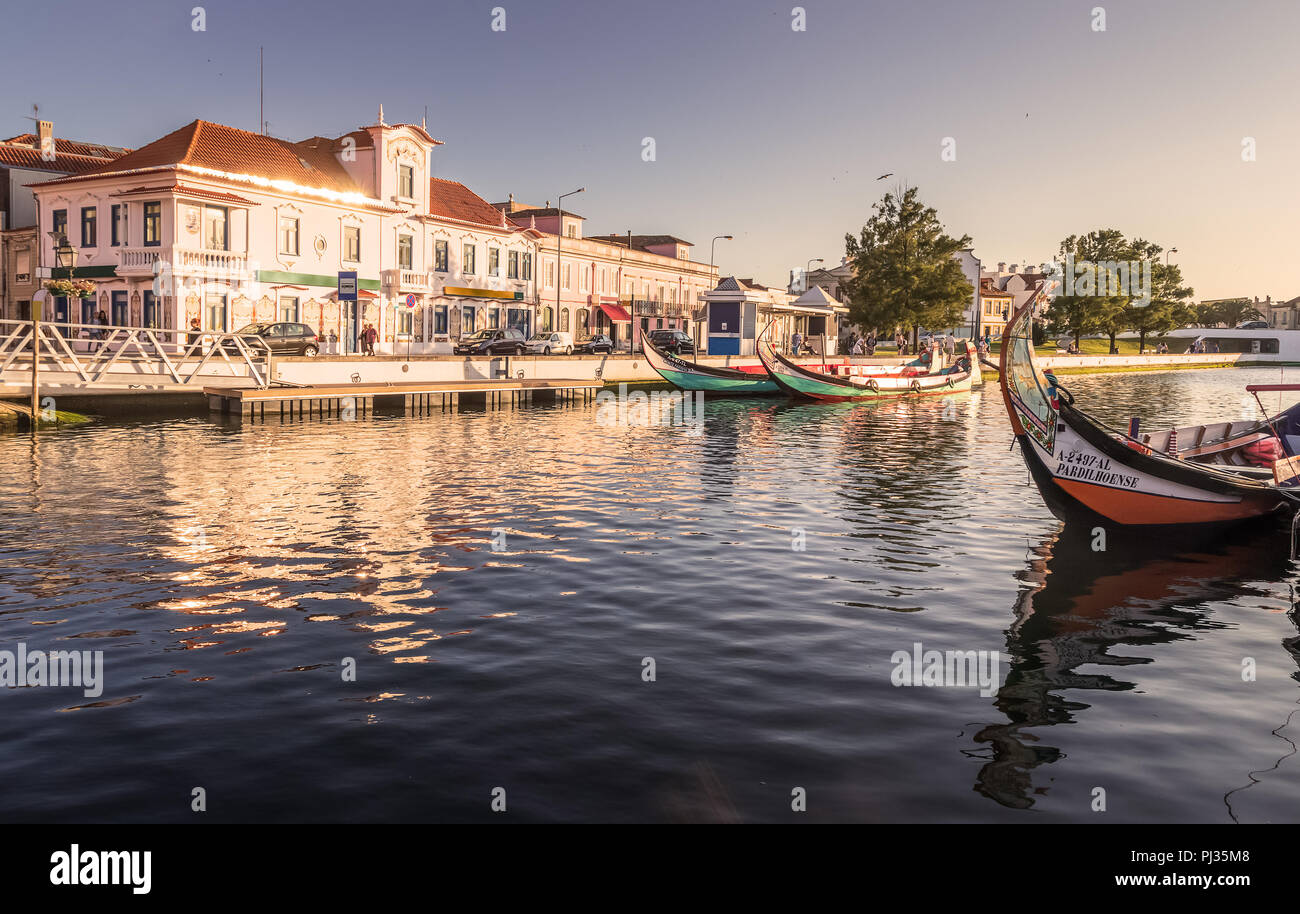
[{"x1": 6, "y1": 0, "x2": 1299, "y2": 299}]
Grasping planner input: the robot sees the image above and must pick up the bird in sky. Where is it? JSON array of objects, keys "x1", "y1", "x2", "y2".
[{"x1": 876, "y1": 173, "x2": 893, "y2": 180}]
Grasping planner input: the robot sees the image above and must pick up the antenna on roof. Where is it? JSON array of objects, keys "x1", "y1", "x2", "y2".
[
  {"x1": 259, "y1": 46, "x2": 264, "y2": 134},
  {"x1": 422, "y1": 105, "x2": 427, "y2": 131}
]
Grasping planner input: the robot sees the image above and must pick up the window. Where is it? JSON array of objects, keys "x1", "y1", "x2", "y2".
[
  {"x1": 565, "y1": 224, "x2": 576, "y2": 238},
  {"x1": 434, "y1": 239, "x2": 448, "y2": 272},
  {"x1": 143, "y1": 291, "x2": 159, "y2": 329},
  {"x1": 563, "y1": 264, "x2": 572, "y2": 290},
  {"x1": 111, "y1": 290, "x2": 128, "y2": 326},
  {"x1": 523, "y1": 253, "x2": 532, "y2": 281},
  {"x1": 507, "y1": 250, "x2": 520, "y2": 279},
  {"x1": 463, "y1": 243, "x2": 476, "y2": 275},
  {"x1": 80, "y1": 207, "x2": 96, "y2": 247},
  {"x1": 14, "y1": 249, "x2": 31, "y2": 283},
  {"x1": 143, "y1": 202, "x2": 161, "y2": 246},
  {"x1": 279, "y1": 215, "x2": 300, "y2": 255},
  {"x1": 540, "y1": 306, "x2": 553, "y2": 332},
  {"x1": 205, "y1": 293, "x2": 228, "y2": 331},
  {"x1": 545, "y1": 261, "x2": 555, "y2": 288},
  {"x1": 435, "y1": 305, "x2": 448, "y2": 334},
  {"x1": 279, "y1": 296, "x2": 299, "y2": 323},
  {"x1": 111, "y1": 204, "x2": 124, "y2": 247},
  {"x1": 398, "y1": 164, "x2": 415, "y2": 199},
  {"x1": 579, "y1": 265, "x2": 587, "y2": 292},
  {"x1": 52, "y1": 209, "x2": 67, "y2": 242},
  {"x1": 344, "y1": 225, "x2": 361, "y2": 262},
  {"x1": 576, "y1": 308, "x2": 590, "y2": 339},
  {"x1": 462, "y1": 305, "x2": 475, "y2": 334},
  {"x1": 560, "y1": 308, "x2": 569, "y2": 332},
  {"x1": 598, "y1": 269, "x2": 605, "y2": 293},
  {"x1": 204, "y1": 206, "x2": 228, "y2": 251},
  {"x1": 488, "y1": 247, "x2": 500, "y2": 276},
  {"x1": 488, "y1": 307, "x2": 499, "y2": 329},
  {"x1": 398, "y1": 234, "x2": 413, "y2": 270},
  {"x1": 398, "y1": 308, "x2": 413, "y2": 335}
]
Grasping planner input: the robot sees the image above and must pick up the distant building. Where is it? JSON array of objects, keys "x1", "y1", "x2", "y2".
[
  {"x1": 702, "y1": 276, "x2": 846, "y2": 355},
  {"x1": 978, "y1": 277, "x2": 1015, "y2": 340},
  {"x1": 0, "y1": 120, "x2": 128, "y2": 321}
]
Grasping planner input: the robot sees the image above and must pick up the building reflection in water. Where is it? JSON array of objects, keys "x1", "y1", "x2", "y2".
[{"x1": 972, "y1": 521, "x2": 1299, "y2": 810}]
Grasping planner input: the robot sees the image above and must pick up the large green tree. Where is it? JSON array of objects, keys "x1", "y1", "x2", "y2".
[
  {"x1": 1196, "y1": 298, "x2": 1262, "y2": 328},
  {"x1": 842, "y1": 186, "x2": 973, "y2": 347},
  {"x1": 1046, "y1": 229, "x2": 1190, "y2": 352}
]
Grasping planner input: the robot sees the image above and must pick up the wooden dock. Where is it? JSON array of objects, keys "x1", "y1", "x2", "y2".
[{"x1": 204, "y1": 378, "x2": 603, "y2": 418}]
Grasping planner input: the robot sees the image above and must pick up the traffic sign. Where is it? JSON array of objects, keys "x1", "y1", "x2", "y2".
[{"x1": 337, "y1": 271, "x2": 358, "y2": 302}]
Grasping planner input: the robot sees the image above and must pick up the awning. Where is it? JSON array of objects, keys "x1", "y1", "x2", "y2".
[
  {"x1": 599, "y1": 303, "x2": 632, "y2": 323},
  {"x1": 328, "y1": 289, "x2": 379, "y2": 300}
]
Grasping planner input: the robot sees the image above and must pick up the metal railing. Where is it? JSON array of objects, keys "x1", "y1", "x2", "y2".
[{"x1": 0, "y1": 319, "x2": 274, "y2": 388}]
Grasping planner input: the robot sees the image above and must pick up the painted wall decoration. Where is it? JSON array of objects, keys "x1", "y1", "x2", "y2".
[
  {"x1": 232, "y1": 295, "x2": 253, "y2": 328},
  {"x1": 130, "y1": 290, "x2": 141, "y2": 326},
  {"x1": 255, "y1": 295, "x2": 274, "y2": 324}
]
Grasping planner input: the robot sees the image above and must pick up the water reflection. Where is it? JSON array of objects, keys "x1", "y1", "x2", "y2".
[{"x1": 974, "y1": 520, "x2": 1298, "y2": 811}]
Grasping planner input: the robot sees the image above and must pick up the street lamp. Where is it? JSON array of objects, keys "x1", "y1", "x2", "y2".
[
  {"x1": 34, "y1": 231, "x2": 79, "y2": 424},
  {"x1": 555, "y1": 187, "x2": 584, "y2": 343},
  {"x1": 1166, "y1": 247, "x2": 1178, "y2": 267},
  {"x1": 805, "y1": 258, "x2": 824, "y2": 292},
  {"x1": 706, "y1": 235, "x2": 733, "y2": 358}
]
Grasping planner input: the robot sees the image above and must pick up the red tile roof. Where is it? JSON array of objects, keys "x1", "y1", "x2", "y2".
[
  {"x1": 65, "y1": 120, "x2": 363, "y2": 194},
  {"x1": 0, "y1": 144, "x2": 116, "y2": 174},
  {"x1": 2, "y1": 134, "x2": 131, "y2": 159},
  {"x1": 112, "y1": 184, "x2": 258, "y2": 206},
  {"x1": 428, "y1": 177, "x2": 508, "y2": 228}
]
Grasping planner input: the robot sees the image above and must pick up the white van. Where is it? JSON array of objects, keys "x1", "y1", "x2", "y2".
[{"x1": 526, "y1": 331, "x2": 574, "y2": 355}]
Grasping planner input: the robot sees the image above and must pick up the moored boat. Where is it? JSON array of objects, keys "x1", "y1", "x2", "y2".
[
  {"x1": 640, "y1": 333, "x2": 779, "y2": 394},
  {"x1": 998, "y1": 301, "x2": 1300, "y2": 527},
  {"x1": 756, "y1": 325, "x2": 979, "y2": 402}
]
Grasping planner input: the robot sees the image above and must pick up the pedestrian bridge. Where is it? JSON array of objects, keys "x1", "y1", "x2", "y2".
[{"x1": 0, "y1": 318, "x2": 273, "y2": 397}]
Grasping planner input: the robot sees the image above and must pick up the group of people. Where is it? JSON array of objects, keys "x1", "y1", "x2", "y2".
[
  {"x1": 841, "y1": 330, "x2": 878, "y2": 356},
  {"x1": 1187, "y1": 338, "x2": 1220, "y2": 354}
]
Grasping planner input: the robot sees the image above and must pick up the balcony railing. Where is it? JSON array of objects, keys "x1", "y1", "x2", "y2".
[
  {"x1": 383, "y1": 269, "x2": 429, "y2": 292},
  {"x1": 629, "y1": 299, "x2": 689, "y2": 319},
  {"x1": 117, "y1": 247, "x2": 248, "y2": 276}
]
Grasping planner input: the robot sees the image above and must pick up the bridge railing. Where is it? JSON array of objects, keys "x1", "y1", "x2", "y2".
[{"x1": 0, "y1": 319, "x2": 274, "y2": 388}]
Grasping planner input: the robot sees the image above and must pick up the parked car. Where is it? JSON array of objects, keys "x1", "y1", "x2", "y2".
[
  {"x1": 1236, "y1": 320, "x2": 1268, "y2": 330},
  {"x1": 226, "y1": 322, "x2": 320, "y2": 356},
  {"x1": 647, "y1": 329, "x2": 695, "y2": 355},
  {"x1": 573, "y1": 334, "x2": 615, "y2": 354},
  {"x1": 526, "y1": 331, "x2": 575, "y2": 355},
  {"x1": 454, "y1": 328, "x2": 527, "y2": 355}
]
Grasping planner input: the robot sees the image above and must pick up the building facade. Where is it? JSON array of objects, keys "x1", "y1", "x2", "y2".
[{"x1": 1, "y1": 121, "x2": 127, "y2": 322}]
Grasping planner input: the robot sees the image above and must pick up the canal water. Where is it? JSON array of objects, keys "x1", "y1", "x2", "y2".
[{"x1": 2, "y1": 367, "x2": 1300, "y2": 823}]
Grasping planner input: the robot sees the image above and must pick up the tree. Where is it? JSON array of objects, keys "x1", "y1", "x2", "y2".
[
  {"x1": 842, "y1": 186, "x2": 973, "y2": 347},
  {"x1": 1196, "y1": 298, "x2": 1261, "y2": 328},
  {"x1": 1128, "y1": 260, "x2": 1194, "y2": 351},
  {"x1": 1046, "y1": 229, "x2": 1186, "y2": 353}
]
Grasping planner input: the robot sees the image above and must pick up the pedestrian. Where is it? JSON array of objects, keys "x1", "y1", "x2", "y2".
[
  {"x1": 791, "y1": 330, "x2": 802, "y2": 356},
  {"x1": 865, "y1": 331, "x2": 877, "y2": 356},
  {"x1": 187, "y1": 316, "x2": 201, "y2": 350},
  {"x1": 944, "y1": 332, "x2": 956, "y2": 366},
  {"x1": 328, "y1": 329, "x2": 338, "y2": 355},
  {"x1": 362, "y1": 323, "x2": 378, "y2": 356}
]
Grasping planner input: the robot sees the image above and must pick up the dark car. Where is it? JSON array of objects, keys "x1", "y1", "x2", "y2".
[
  {"x1": 574, "y1": 334, "x2": 615, "y2": 354},
  {"x1": 1236, "y1": 320, "x2": 1268, "y2": 330},
  {"x1": 454, "y1": 328, "x2": 528, "y2": 355},
  {"x1": 647, "y1": 329, "x2": 695, "y2": 355},
  {"x1": 227, "y1": 322, "x2": 320, "y2": 357}
]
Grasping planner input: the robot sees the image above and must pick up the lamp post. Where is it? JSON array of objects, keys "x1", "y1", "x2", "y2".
[
  {"x1": 34, "y1": 232, "x2": 79, "y2": 425},
  {"x1": 805, "y1": 258, "x2": 823, "y2": 293},
  {"x1": 707, "y1": 235, "x2": 732, "y2": 357},
  {"x1": 555, "y1": 187, "x2": 584, "y2": 343},
  {"x1": 1166, "y1": 247, "x2": 1178, "y2": 267}
]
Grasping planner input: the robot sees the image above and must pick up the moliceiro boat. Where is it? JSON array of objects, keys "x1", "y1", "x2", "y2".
[
  {"x1": 757, "y1": 325, "x2": 980, "y2": 402},
  {"x1": 641, "y1": 334, "x2": 779, "y2": 394},
  {"x1": 998, "y1": 301, "x2": 1300, "y2": 527}
]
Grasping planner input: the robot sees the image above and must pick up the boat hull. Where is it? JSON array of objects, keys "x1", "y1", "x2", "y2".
[
  {"x1": 641, "y1": 337, "x2": 779, "y2": 394},
  {"x1": 757, "y1": 333, "x2": 977, "y2": 402},
  {"x1": 998, "y1": 303, "x2": 1294, "y2": 527}
]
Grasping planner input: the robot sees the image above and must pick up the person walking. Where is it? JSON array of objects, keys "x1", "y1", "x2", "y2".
[
  {"x1": 362, "y1": 323, "x2": 378, "y2": 356},
  {"x1": 187, "y1": 316, "x2": 201, "y2": 351},
  {"x1": 791, "y1": 330, "x2": 803, "y2": 356}
]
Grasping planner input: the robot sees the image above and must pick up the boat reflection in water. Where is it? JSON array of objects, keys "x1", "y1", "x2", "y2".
[{"x1": 972, "y1": 520, "x2": 1299, "y2": 811}]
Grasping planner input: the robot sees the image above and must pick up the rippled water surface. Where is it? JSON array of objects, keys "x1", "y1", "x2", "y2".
[{"x1": 3, "y1": 367, "x2": 1300, "y2": 823}]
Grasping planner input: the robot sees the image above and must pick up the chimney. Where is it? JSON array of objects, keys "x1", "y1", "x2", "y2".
[
  {"x1": 997, "y1": 262, "x2": 1006, "y2": 272},
  {"x1": 1009, "y1": 263, "x2": 1019, "y2": 273},
  {"x1": 37, "y1": 119, "x2": 53, "y2": 157}
]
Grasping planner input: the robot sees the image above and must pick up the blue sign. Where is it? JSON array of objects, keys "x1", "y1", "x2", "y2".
[
  {"x1": 337, "y1": 271, "x2": 358, "y2": 302},
  {"x1": 404, "y1": 293, "x2": 417, "y2": 307}
]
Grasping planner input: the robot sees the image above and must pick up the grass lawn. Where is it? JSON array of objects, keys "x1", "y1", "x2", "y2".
[{"x1": 983, "y1": 338, "x2": 1175, "y2": 357}]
